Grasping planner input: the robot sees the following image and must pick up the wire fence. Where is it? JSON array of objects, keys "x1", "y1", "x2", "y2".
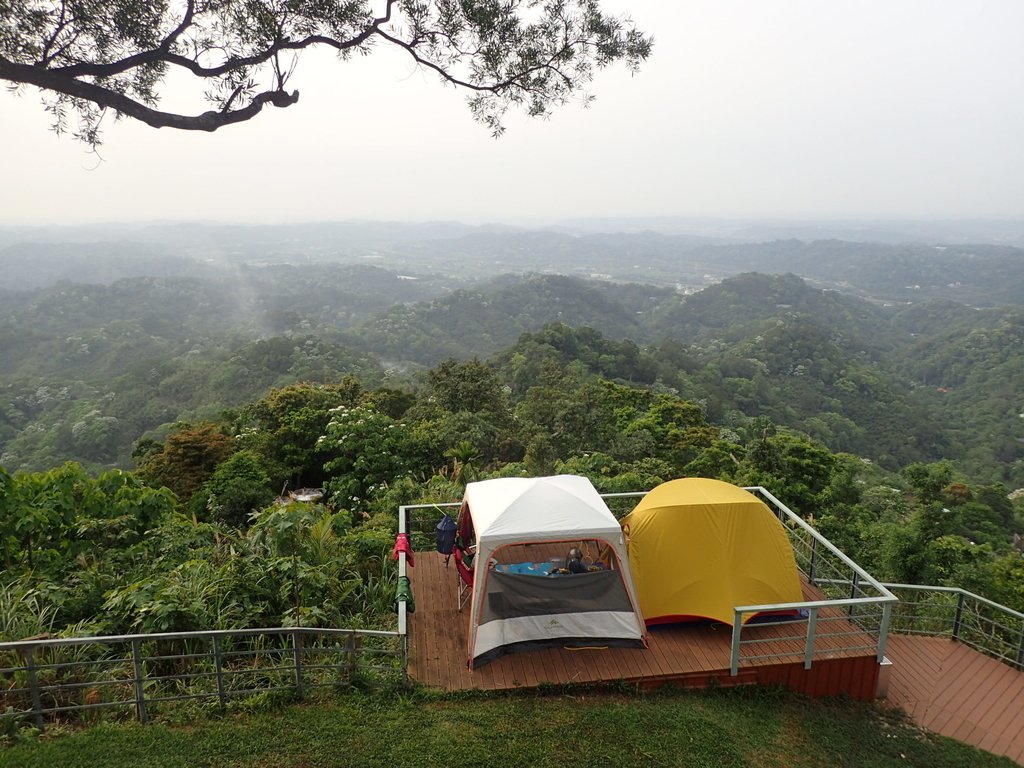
[
  {"x1": 0, "y1": 626, "x2": 405, "y2": 730},
  {"x1": 882, "y1": 583, "x2": 1024, "y2": 670}
]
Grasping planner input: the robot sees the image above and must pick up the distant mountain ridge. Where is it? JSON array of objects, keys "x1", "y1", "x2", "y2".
[{"x1": 2, "y1": 222, "x2": 1022, "y2": 307}]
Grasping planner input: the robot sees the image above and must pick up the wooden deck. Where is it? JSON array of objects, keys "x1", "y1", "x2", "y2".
[
  {"x1": 884, "y1": 634, "x2": 1024, "y2": 765},
  {"x1": 407, "y1": 550, "x2": 880, "y2": 699}
]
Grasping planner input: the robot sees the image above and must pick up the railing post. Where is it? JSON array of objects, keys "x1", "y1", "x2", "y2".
[
  {"x1": 877, "y1": 602, "x2": 892, "y2": 663},
  {"x1": 25, "y1": 647, "x2": 44, "y2": 731},
  {"x1": 1016, "y1": 623, "x2": 1024, "y2": 670},
  {"x1": 347, "y1": 632, "x2": 360, "y2": 681},
  {"x1": 730, "y1": 612, "x2": 743, "y2": 676},
  {"x1": 401, "y1": 633, "x2": 409, "y2": 688},
  {"x1": 212, "y1": 635, "x2": 227, "y2": 710},
  {"x1": 847, "y1": 572, "x2": 860, "y2": 617},
  {"x1": 808, "y1": 538, "x2": 818, "y2": 584},
  {"x1": 338, "y1": 635, "x2": 350, "y2": 683},
  {"x1": 804, "y1": 607, "x2": 819, "y2": 670},
  {"x1": 130, "y1": 639, "x2": 147, "y2": 724},
  {"x1": 952, "y1": 591, "x2": 965, "y2": 642},
  {"x1": 292, "y1": 630, "x2": 304, "y2": 697}
]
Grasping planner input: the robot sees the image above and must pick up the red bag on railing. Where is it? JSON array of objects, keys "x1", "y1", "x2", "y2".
[{"x1": 391, "y1": 532, "x2": 415, "y2": 566}]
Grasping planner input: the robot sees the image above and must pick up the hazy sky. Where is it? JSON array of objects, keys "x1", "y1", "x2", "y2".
[{"x1": 2, "y1": 1, "x2": 1023, "y2": 225}]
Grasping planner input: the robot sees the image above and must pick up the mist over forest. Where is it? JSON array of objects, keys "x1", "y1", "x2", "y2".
[{"x1": 2, "y1": 217, "x2": 1023, "y2": 478}]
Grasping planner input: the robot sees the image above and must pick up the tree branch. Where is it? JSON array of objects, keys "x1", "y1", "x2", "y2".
[
  {"x1": 1, "y1": 0, "x2": 651, "y2": 145},
  {"x1": 40, "y1": 3, "x2": 73, "y2": 65},
  {"x1": 373, "y1": 27, "x2": 573, "y2": 94},
  {"x1": 162, "y1": 0, "x2": 197, "y2": 53},
  {"x1": 0, "y1": 56, "x2": 298, "y2": 132},
  {"x1": 51, "y1": 1, "x2": 395, "y2": 81}
]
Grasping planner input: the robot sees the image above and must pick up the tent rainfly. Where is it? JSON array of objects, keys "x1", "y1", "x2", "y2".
[
  {"x1": 458, "y1": 475, "x2": 646, "y2": 668},
  {"x1": 621, "y1": 478, "x2": 804, "y2": 627}
]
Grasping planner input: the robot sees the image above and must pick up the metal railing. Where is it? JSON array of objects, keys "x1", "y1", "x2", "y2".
[
  {"x1": 396, "y1": 503, "x2": 461, "y2": 658},
  {"x1": 399, "y1": 494, "x2": 646, "y2": 551},
  {"x1": 882, "y1": 583, "x2": 1024, "y2": 670},
  {"x1": 400, "y1": 501, "x2": 461, "y2": 552},
  {"x1": 0, "y1": 626, "x2": 404, "y2": 729},
  {"x1": 0, "y1": 486, "x2": 914, "y2": 729},
  {"x1": 728, "y1": 487, "x2": 897, "y2": 676},
  {"x1": 0, "y1": 505, "x2": 436, "y2": 731}
]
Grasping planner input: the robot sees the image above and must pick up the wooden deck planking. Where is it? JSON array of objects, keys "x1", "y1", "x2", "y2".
[
  {"x1": 970, "y1": 660, "x2": 1020, "y2": 729},
  {"x1": 951, "y1": 650, "x2": 1015, "y2": 728},
  {"x1": 407, "y1": 550, "x2": 879, "y2": 698},
  {"x1": 884, "y1": 633, "x2": 1024, "y2": 765}
]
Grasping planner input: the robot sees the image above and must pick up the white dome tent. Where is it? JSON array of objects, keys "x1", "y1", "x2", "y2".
[{"x1": 457, "y1": 475, "x2": 646, "y2": 668}]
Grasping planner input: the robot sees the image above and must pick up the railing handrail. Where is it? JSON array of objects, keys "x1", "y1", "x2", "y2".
[
  {"x1": 745, "y1": 486, "x2": 897, "y2": 602},
  {"x1": 882, "y1": 582, "x2": 1024, "y2": 621},
  {"x1": 402, "y1": 494, "x2": 648, "y2": 508},
  {"x1": 814, "y1": 579, "x2": 1024, "y2": 622},
  {"x1": 0, "y1": 625, "x2": 398, "y2": 653},
  {"x1": 734, "y1": 595, "x2": 895, "y2": 615}
]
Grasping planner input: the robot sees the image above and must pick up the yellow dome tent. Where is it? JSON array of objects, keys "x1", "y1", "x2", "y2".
[{"x1": 621, "y1": 478, "x2": 803, "y2": 627}]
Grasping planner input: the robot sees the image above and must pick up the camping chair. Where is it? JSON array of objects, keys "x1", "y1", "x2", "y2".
[{"x1": 453, "y1": 545, "x2": 474, "y2": 612}]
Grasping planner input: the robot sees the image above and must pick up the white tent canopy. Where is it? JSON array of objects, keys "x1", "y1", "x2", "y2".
[
  {"x1": 465, "y1": 474, "x2": 626, "y2": 545},
  {"x1": 460, "y1": 475, "x2": 646, "y2": 668}
]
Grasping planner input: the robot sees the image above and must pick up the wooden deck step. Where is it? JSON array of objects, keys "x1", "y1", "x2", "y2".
[{"x1": 884, "y1": 634, "x2": 1024, "y2": 765}]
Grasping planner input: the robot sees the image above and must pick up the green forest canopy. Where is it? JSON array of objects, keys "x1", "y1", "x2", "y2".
[
  {"x1": 2, "y1": 349, "x2": 1023, "y2": 644},
  {"x1": 2, "y1": 269, "x2": 1021, "y2": 487}
]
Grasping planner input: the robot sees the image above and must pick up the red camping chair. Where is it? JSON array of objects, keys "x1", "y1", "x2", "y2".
[{"x1": 453, "y1": 545, "x2": 474, "y2": 612}]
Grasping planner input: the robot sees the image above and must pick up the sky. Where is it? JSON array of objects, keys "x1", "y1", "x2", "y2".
[{"x1": 2, "y1": 1, "x2": 1024, "y2": 225}]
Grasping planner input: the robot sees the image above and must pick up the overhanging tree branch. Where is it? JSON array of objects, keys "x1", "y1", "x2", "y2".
[
  {"x1": 1, "y1": 56, "x2": 298, "y2": 131},
  {"x1": 1, "y1": 0, "x2": 652, "y2": 145},
  {"x1": 52, "y1": 1, "x2": 395, "y2": 80}
]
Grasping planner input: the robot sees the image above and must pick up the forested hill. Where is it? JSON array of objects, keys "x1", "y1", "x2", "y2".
[
  {"x1": 647, "y1": 271, "x2": 902, "y2": 350},
  {"x1": 3, "y1": 332, "x2": 1022, "y2": 653},
  {"x1": 1, "y1": 263, "x2": 1022, "y2": 486},
  {"x1": 0, "y1": 241, "x2": 207, "y2": 290},
  {"x1": 355, "y1": 274, "x2": 674, "y2": 364},
  {"x1": 397, "y1": 234, "x2": 1024, "y2": 306},
  {"x1": 353, "y1": 271, "x2": 907, "y2": 366},
  {"x1": 2, "y1": 251, "x2": 1024, "y2": 657}
]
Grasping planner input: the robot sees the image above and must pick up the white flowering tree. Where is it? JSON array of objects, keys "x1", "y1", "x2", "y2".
[{"x1": 318, "y1": 404, "x2": 436, "y2": 509}]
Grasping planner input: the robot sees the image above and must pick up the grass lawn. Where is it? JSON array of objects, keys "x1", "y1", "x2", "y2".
[{"x1": 0, "y1": 686, "x2": 1015, "y2": 768}]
